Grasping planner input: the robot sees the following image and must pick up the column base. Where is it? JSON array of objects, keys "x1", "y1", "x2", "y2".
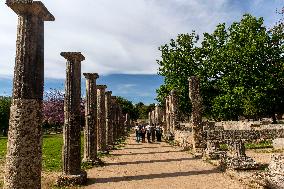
[
  {"x1": 265, "y1": 154, "x2": 284, "y2": 189},
  {"x1": 56, "y1": 171, "x2": 87, "y2": 187},
  {"x1": 82, "y1": 158, "x2": 105, "y2": 167},
  {"x1": 222, "y1": 155, "x2": 259, "y2": 170}
]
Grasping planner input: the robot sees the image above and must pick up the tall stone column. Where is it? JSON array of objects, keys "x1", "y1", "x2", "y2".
[
  {"x1": 57, "y1": 52, "x2": 87, "y2": 186},
  {"x1": 83, "y1": 73, "x2": 99, "y2": 164},
  {"x1": 97, "y1": 85, "x2": 108, "y2": 153},
  {"x1": 111, "y1": 96, "x2": 118, "y2": 143},
  {"x1": 4, "y1": 1, "x2": 54, "y2": 189},
  {"x1": 189, "y1": 76, "x2": 204, "y2": 152},
  {"x1": 148, "y1": 111, "x2": 152, "y2": 125},
  {"x1": 165, "y1": 97, "x2": 170, "y2": 135},
  {"x1": 105, "y1": 91, "x2": 112, "y2": 149},
  {"x1": 170, "y1": 90, "x2": 179, "y2": 132}
]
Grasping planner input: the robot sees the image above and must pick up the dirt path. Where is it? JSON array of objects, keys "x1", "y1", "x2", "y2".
[{"x1": 84, "y1": 134, "x2": 246, "y2": 189}]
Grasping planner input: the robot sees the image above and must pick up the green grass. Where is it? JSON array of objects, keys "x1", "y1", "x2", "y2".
[
  {"x1": 0, "y1": 137, "x2": 7, "y2": 161},
  {"x1": 42, "y1": 134, "x2": 63, "y2": 171},
  {"x1": 0, "y1": 133, "x2": 122, "y2": 172},
  {"x1": 245, "y1": 140, "x2": 273, "y2": 149}
]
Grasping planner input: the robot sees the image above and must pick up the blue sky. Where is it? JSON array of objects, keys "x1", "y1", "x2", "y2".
[{"x1": 0, "y1": 0, "x2": 283, "y2": 103}]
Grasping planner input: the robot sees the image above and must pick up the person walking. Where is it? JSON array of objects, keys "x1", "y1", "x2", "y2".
[
  {"x1": 156, "y1": 125, "x2": 163, "y2": 142},
  {"x1": 151, "y1": 125, "x2": 156, "y2": 142},
  {"x1": 141, "y1": 125, "x2": 146, "y2": 143},
  {"x1": 135, "y1": 124, "x2": 141, "y2": 143},
  {"x1": 146, "y1": 124, "x2": 151, "y2": 143}
]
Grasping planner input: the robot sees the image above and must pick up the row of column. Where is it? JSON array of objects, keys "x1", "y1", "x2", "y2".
[
  {"x1": 164, "y1": 90, "x2": 179, "y2": 139},
  {"x1": 3, "y1": 1, "x2": 128, "y2": 188}
]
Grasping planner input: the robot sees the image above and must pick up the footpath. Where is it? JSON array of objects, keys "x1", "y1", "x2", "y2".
[{"x1": 84, "y1": 134, "x2": 246, "y2": 189}]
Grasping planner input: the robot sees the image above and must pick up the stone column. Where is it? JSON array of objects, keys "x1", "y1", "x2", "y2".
[
  {"x1": 111, "y1": 96, "x2": 118, "y2": 143},
  {"x1": 124, "y1": 113, "x2": 130, "y2": 133},
  {"x1": 189, "y1": 76, "x2": 204, "y2": 152},
  {"x1": 83, "y1": 73, "x2": 99, "y2": 164},
  {"x1": 57, "y1": 52, "x2": 87, "y2": 186},
  {"x1": 170, "y1": 90, "x2": 179, "y2": 133},
  {"x1": 97, "y1": 85, "x2": 108, "y2": 153},
  {"x1": 105, "y1": 91, "x2": 112, "y2": 149},
  {"x1": 4, "y1": 1, "x2": 54, "y2": 189},
  {"x1": 165, "y1": 97, "x2": 169, "y2": 135}
]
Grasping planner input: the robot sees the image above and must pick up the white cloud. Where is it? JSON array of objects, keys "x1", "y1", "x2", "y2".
[{"x1": 0, "y1": 0, "x2": 281, "y2": 78}]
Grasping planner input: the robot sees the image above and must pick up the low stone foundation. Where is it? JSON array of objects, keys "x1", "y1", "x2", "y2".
[
  {"x1": 223, "y1": 156, "x2": 259, "y2": 170},
  {"x1": 56, "y1": 170, "x2": 87, "y2": 187}
]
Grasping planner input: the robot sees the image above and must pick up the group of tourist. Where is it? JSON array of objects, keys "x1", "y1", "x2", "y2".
[{"x1": 134, "y1": 124, "x2": 163, "y2": 143}]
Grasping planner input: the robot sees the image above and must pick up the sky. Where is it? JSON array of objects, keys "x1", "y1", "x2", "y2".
[{"x1": 0, "y1": 0, "x2": 283, "y2": 104}]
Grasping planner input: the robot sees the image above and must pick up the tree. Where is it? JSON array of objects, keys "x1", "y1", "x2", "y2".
[
  {"x1": 116, "y1": 96, "x2": 139, "y2": 120},
  {"x1": 0, "y1": 96, "x2": 11, "y2": 136},
  {"x1": 157, "y1": 33, "x2": 200, "y2": 116},
  {"x1": 157, "y1": 14, "x2": 284, "y2": 121}
]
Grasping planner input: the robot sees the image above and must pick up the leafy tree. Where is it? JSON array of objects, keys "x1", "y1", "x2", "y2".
[
  {"x1": 0, "y1": 96, "x2": 11, "y2": 136},
  {"x1": 157, "y1": 14, "x2": 284, "y2": 121},
  {"x1": 157, "y1": 33, "x2": 199, "y2": 116},
  {"x1": 116, "y1": 96, "x2": 139, "y2": 120}
]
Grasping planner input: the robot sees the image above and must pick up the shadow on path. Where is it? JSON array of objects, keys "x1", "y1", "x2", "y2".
[
  {"x1": 107, "y1": 157, "x2": 195, "y2": 166},
  {"x1": 86, "y1": 169, "x2": 220, "y2": 185}
]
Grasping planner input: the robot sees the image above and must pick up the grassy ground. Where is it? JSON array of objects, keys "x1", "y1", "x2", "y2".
[{"x1": 0, "y1": 134, "x2": 127, "y2": 188}]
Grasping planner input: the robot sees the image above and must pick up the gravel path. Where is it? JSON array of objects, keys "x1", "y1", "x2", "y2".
[{"x1": 84, "y1": 134, "x2": 246, "y2": 189}]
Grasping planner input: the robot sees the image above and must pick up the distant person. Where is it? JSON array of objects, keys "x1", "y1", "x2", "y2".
[
  {"x1": 156, "y1": 126, "x2": 163, "y2": 142},
  {"x1": 151, "y1": 125, "x2": 156, "y2": 142},
  {"x1": 135, "y1": 124, "x2": 141, "y2": 143},
  {"x1": 145, "y1": 124, "x2": 151, "y2": 143},
  {"x1": 141, "y1": 125, "x2": 146, "y2": 143}
]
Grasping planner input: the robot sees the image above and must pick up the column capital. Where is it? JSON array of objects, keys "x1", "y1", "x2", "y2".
[
  {"x1": 6, "y1": 1, "x2": 55, "y2": 21},
  {"x1": 61, "y1": 52, "x2": 85, "y2": 62},
  {"x1": 97, "y1": 85, "x2": 107, "y2": 90},
  {"x1": 83, "y1": 73, "x2": 99, "y2": 80},
  {"x1": 105, "y1": 91, "x2": 112, "y2": 95}
]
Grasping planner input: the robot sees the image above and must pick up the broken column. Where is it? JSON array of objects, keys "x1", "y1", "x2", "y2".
[
  {"x1": 97, "y1": 85, "x2": 108, "y2": 153},
  {"x1": 105, "y1": 91, "x2": 112, "y2": 149},
  {"x1": 83, "y1": 73, "x2": 99, "y2": 164},
  {"x1": 224, "y1": 140, "x2": 258, "y2": 170},
  {"x1": 4, "y1": 1, "x2": 54, "y2": 188},
  {"x1": 189, "y1": 76, "x2": 204, "y2": 153},
  {"x1": 57, "y1": 52, "x2": 87, "y2": 186}
]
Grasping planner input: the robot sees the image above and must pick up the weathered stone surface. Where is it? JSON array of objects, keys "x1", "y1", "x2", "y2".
[
  {"x1": 56, "y1": 170, "x2": 87, "y2": 187},
  {"x1": 111, "y1": 96, "x2": 118, "y2": 142},
  {"x1": 189, "y1": 76, "x2": 204, "y2": 151},
  {"x1": 273, "y1": 138, "x2": 284, "y2": 150},
  {"x1": 83, "y1": 73, "x2": 99, "y2": 163},
  {"x1": 266, "y1": 154, "x2": 284, "y2": 189},
  {"x1": 97, "y1": 85, "x2": 107, "y2": 152},
  {"x1": 223, "y1": 156, "x2": 259, "y2": 170},
  {"x1": 4, "y1": 2, "x2": 54, "y2": 188},
  {"x1": 105, "y1": 91, "x2": 112, "y2": 149},
  {"x1": 4, "y1": 99, "x2": 43, "y2": 189},
  {"x1": 59, "y1": 52, "x2": 86, "y2": 186}
]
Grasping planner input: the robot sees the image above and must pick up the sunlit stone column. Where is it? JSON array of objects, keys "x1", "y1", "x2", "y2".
[
  {"x1": 4, "y1": 1, "x2": 54, "y2": 188},
  {"x1": 83, "y1": 73, "x2": 99, "y2": 163},
  {"x1": 111, "y1": 96, "x2": 118, "y2": 143},
  {"x1": 97, "y1": 85, "x2": 107, "y2": 153},
  {"x1": 170, "y1": 90, "x2": 179, "y2": 132},
  {"x1": 105, "y1": 91, "x2": 112, "y2": 149},
  {"x1": 57, "y1": 52, "x2": 87, "y2": 186},
  {"x1": 189, "y1": 76, "x2": 204, "y2": 152}
]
